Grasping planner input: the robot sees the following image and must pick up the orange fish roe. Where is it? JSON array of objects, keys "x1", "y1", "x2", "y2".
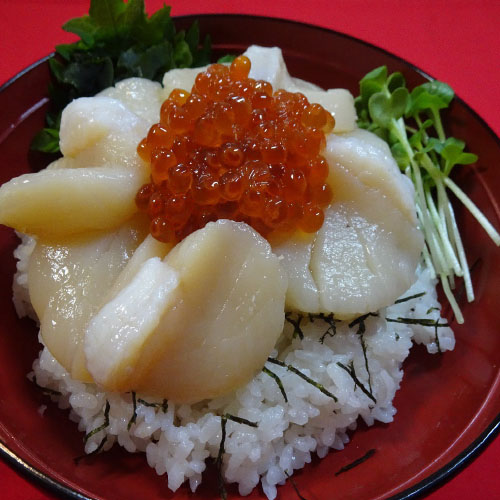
[{"x1": 135, "y1": 55, "x2": 335, "y2": 243}]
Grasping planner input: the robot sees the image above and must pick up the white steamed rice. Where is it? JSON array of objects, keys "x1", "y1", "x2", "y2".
[{"x1": 13, "y1": 233, "x2": 454, "y2": 499}]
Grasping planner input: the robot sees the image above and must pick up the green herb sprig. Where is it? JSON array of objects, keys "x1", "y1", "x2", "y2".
[
  {"x1": 355, "y1": 67, "x2": 500, "y2": 323},
  {"x1": 32, "y1": 0, "x2": 211, "y2": 153}
]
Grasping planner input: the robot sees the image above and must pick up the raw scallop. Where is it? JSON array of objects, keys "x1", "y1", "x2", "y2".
[
  {"x1": 161, "y1": 46, "x2": 357, "y2": 133},
  {"x1": 27, "y1": 217, "x2": 148, "y2": 380},
  {"x1": 85, "y1": 220, "x2": 288, "y2": 403},
  {"x1": 59, "y1": 96, "x2": 149, "y2": 169},
  {"x1": 273, "y1": 129, "x2": 423, "y2": 317},
  {"x1": 0, "y1": 166, "x2": 148, "y2": 238}
]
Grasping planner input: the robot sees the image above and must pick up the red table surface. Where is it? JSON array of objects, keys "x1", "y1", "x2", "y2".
[{"x1": 0, "y1": 1, "x2": 499, "y2": 499}]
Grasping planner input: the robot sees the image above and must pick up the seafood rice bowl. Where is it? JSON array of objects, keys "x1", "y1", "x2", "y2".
[{"x1": 3, "y1": 46, "x2": 455, "y2": 499}]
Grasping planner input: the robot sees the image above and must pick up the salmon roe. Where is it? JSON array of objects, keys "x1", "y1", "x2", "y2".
[{"x1": 136, "y1": 55, "x2": 335, "y2": 243}]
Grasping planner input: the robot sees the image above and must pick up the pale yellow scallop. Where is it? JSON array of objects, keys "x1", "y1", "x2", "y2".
[
  {"x1": 0, "y1": 165, "x2": 149, "y2": 238},
  {"x1": 272, "y1": 129, "x2": 423, "y2": 317},
  {"x1": 59, "y1": 96, "x2": 149, "y2": 169},
  {"x1": 28, "y1": 216, "x2": 148, "y2": 381},
  {"x1": 84, "y1": 220, "x2": 288, "y2": 403}
]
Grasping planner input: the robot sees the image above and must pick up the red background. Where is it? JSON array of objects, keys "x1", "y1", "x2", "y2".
[{"x1": 0, "y1": 1, "x2": 499, "y2": 499}]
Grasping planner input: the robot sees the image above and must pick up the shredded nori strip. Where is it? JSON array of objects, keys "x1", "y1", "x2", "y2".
[
  {"x1": 348, "y1": 312, "x2": 379, "y2": 329},
  {"x1": 137, "y1": 397, "x2": 169, "y2": 413},
  {"x1": 267, "y1": 357, "x2": 338, "y2": 402},
  {"x1": 216, "y1": 416, "x2": 228, "y2": 500},
  {"x1": 285, "y1": 312, "x2": 305, "y2": 340},
  {"x1": 225, "y1": 413, "x2": 258, "y2": 427},
  {"x1": 161, "y1": 399, "x2": 169, "y2": 413},
  {"x1": 216, "y1": 414, "x2": 259, "y2": 500},
  {"x1": 358, "y1": 333, "x2": 373, "y2": 394},
  {"x1": 74, "y1": 435, "x2": 108, "y2": 464},
  {"x1": 262, "y1": 366, "x2": 288, "y2": 402},
  {"x1": 334, "y1": 448, "x2": 376, "y2": 476},
  {"x1": 394, "y1": 292, "x2": 426, "y2": 304},
  {"x1": 32, "y1": 375, "x2": 62, "y2": 396},
  {"x1": 285, "y1": 471, "x2": 308, "y2": 500},
  {"x1": 434, "y1": 322, "x2": 442, "y2": 354},
  {"x1": 308, "y1": 313, "x2": 339, "y2": 343},
  {"x1": 348, "y1": 315, "x2": 374, "y2": 394},
  {"x1": 385, "y1": 317, "x2": 449, "y2": 327},
  {"x1": 83, "y1": 400, "x2": 110, "y2": 444},
  {"x1": 127, "y1": 392, "x2": 137, "y2": 430},
  {"x1": 337, "y1": 361, "x2": 376, "y2": 404}
]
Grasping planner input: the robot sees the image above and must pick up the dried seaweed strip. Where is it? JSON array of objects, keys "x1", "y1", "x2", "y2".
[
  {"x1": 334, "y1": 448, "x2": 376, "y2": 476},
  {"x1": 348, "y1": 316, "x2": 374, "y2": 394},
  {"x1": 359, "y1": 333, "x2": 373, "y2": 394},
  {"x1": 285, "y1": 312, "x2": 305, "y2": 340},
  {"x1": 308, "y1": 312, "x2": 339, "y2": 343},
  {"x1": 385, "y1": 317, "x2": 449, "y2": 327},
  {"x1": 267, "y1": 357, "x2": 338, "y2": 402},
  {"x1": 32, "y1": 376, "x2": 61, "y2": 396},
  {"x1": 434, "y1": 322, "x2": 442, "y2": 353},
  {"x1": 216, "y1": 414, "x2": 258, "y2": 500},
  {"x1": 394, "y1": 292, "x2": 426, "y2": 304},
  {"x1": 224, "y1": 413, "x2": 258, "y2": 427},
  {"x1": 127, "y1": 392, "x2": 138, "y2": 430},
  {"x1": 337, "y1": 362, "x2": 376, "y2": 404},
  {"x1": 83, "y1": 400, "x2": 110, "y2": 444},
  {"x1": 74, "y1": 435, "x2": 108, "y2": 464},
  {"x1": 216, "y1": 415, "x2": 228, "y2": 500},
  {"x1": 285, "y1": 471, "x2": 308, "y2": 500},
  {"x1": 348, "y1": 312, "x2": 378, "y2": 329},
  {"x1": 137, "y1": 397, "x2": 169, "y2": 413},
  {"x1": 262, "y1": 366, "x2": 288, "y2": 402}
]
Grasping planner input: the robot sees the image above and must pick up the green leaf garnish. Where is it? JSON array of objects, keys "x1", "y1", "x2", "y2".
[
  {"x1": 30, "y1": 128, "x2": 60, "y2": 153},
  {"x1": 356, "y1": 66, "x2": 500, "y2": 323},
  {"x1": 368, "y1": 87, "x2": 409, "y2": 128},
  {"x1": 32, "y1": 0, "x2": 212, "y2": 153},
  {"x1": 217, "y1": 54, "x2": 237, "y2": 64}
]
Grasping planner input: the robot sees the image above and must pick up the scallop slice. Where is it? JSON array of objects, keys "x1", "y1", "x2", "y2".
[
  {"x1": 325, "y1": 129, "x2": 417, "y2": 220},
  {"x1": 244, "y1": 45, "x2": 356, "y2": 133},
  {"x1": 160, "y1": 46, "x2": 356, "y2": 133},
  {"x1": 273, "y1": 129, "x2": 423, "y2": 317},
  {"x1": 245, "y1": 45, "x2": 299, "y2": 91},
  {"x1": 270, "y1": 232, "x2": 320, "y2": 313},
  {"x1": 162, "y1": 65, "x2": 209, "y2": 100},
  {"x1": 85, "y1": 220, "x2": 288, "y2": 403},
  {"x1": 28, "y1": 217, "x2": 148, "y2": 381},
  {"x1": 59, "y1": 96, "x2": 149, "y2": 169},
  {"x1": 98, "y1": 78, "x2": 164, "y2": 126},
  {"x1": 299, "y1": 89, "x2": 356, "y2": 133},
  {"x1": 103, "y1": 234, "x2": 172, "y2": 303},
  {"x1": 311, "y1": 199, "x2": 422, "y2": 317},
  {"x1": 85, "y1": 258, "x2": 179, "y2": 389},
  {"x1": 0, "y1": 165, "x2": 149, "y2": 238}
]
